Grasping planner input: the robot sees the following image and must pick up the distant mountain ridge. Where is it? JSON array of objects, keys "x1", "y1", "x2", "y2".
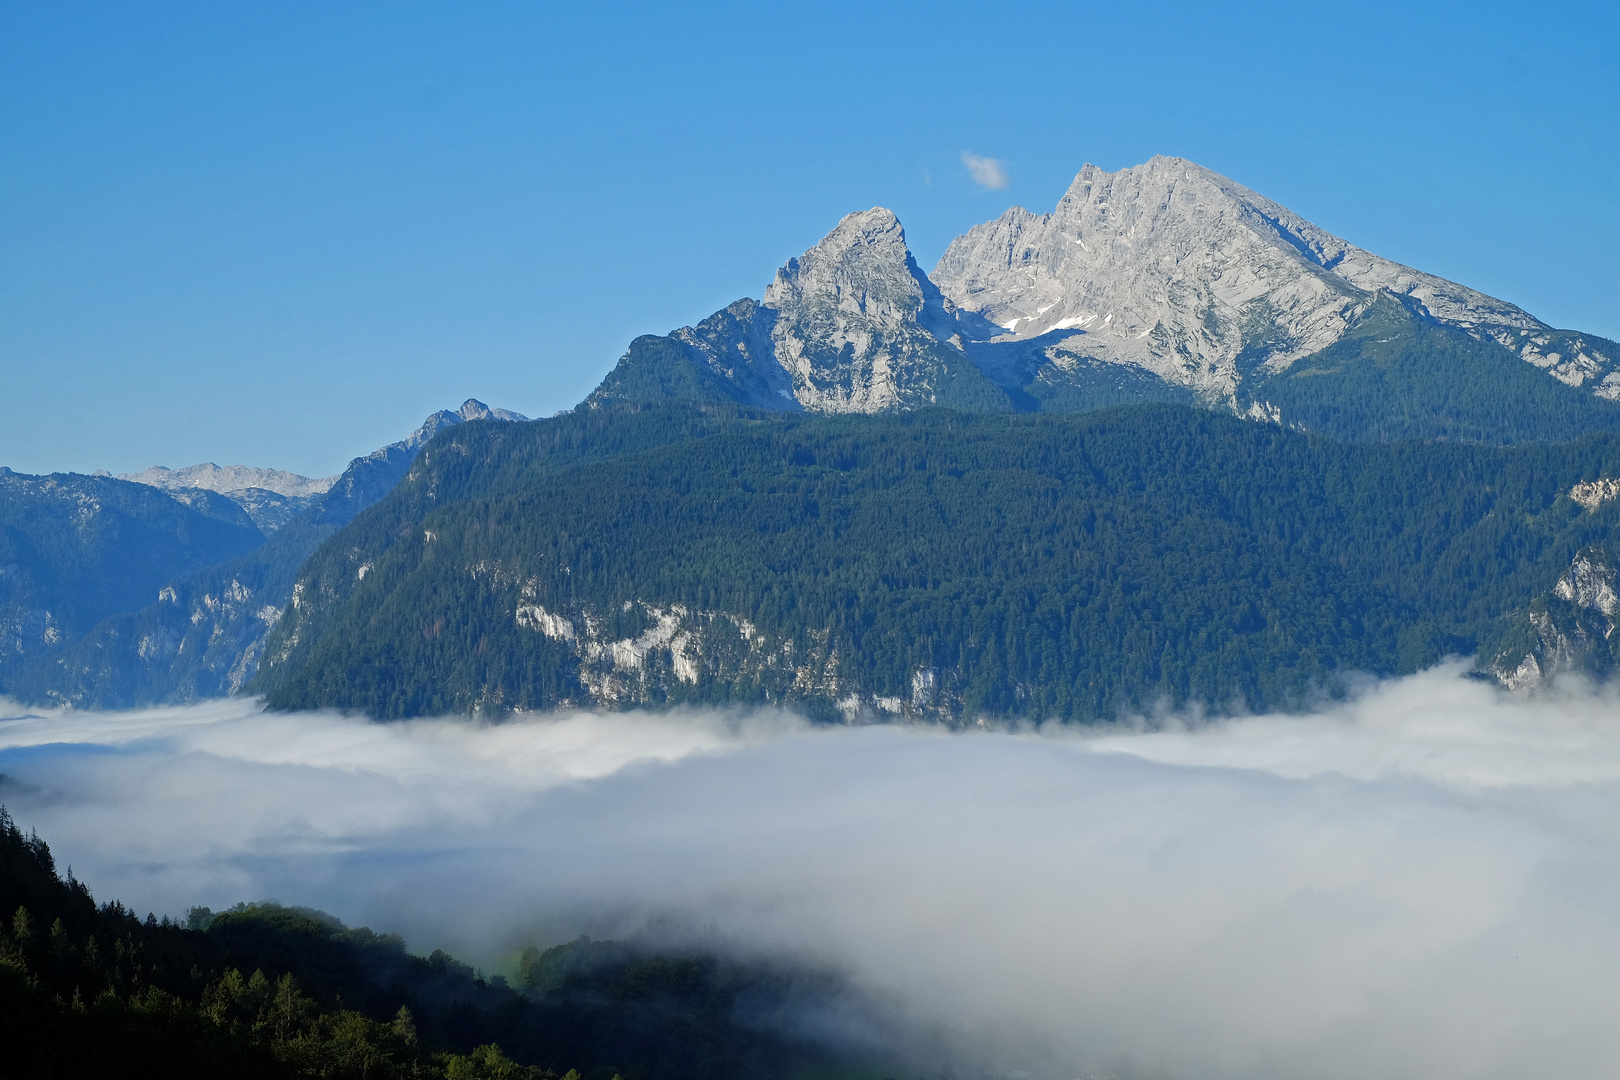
[
  {"x1": 587, "y1": 156, "x2": 1620, "y2": 444},
  {"x1": 0, "y1": 469, "x2": 264, "y2": 683},
  {"x1": 118, "y1": 462, "x2": 337, "y2": 498},
  {"x1": 2, "y1": 399, "x2": 529, "y2": 709}
]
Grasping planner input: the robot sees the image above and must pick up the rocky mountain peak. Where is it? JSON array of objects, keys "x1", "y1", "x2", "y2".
[
  {"x1": 408, "y1": 400, "x2": 531, "y2": 451},
  {"x1": 456, "y1": 398, "x2": 528, "y2": 423},
  {"x1": 763, "y1": 207, "x2": 921, "y2": 330},
  {"x1": 759, "y1": 208, "x2": 995, "y2": 413},
  {"x1": 931, "y1": 156, "x2": 1607, "y2": 403},
  {"x1": 582, "y1": 156, "x2": 1620, "y2": 436}
]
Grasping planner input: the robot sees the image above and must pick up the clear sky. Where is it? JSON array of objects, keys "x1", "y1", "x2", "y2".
[{"x1": 3, "y1": 0, "x2": 1616, "y2": 477}]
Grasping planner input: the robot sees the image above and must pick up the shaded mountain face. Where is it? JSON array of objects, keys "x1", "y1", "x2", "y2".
[
  {"x1": 107, "y1": 401, "x2": 532, "y2": 537},
  {"x1": 120, "y1": 463, "x2": 335, "y2": 532},
  {"x1": 2, "y1": 399, "x2": 529, "y2": 709},
  {"x1": 0, "y1": 471, "x2": 264, "y2": 680},
  {"x1": 585, "y1": 157, "x2": 1620, "y2": 444}
]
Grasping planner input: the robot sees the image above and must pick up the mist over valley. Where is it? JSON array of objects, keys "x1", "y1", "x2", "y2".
[{"x1": 5, "y1": 665, "x2": 1620, "y2": 1079}]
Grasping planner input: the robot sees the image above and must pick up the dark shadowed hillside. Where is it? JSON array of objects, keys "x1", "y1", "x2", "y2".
[{"x1": 0, "y1": 807, "x2": 870, "y2": 1080}]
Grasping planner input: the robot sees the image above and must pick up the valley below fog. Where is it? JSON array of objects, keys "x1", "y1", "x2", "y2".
[{"x1": 6, "y1": 663, "x2": 1620, "y2": 1080}]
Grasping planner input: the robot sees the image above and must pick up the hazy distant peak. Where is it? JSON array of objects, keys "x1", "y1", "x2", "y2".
[
  {"x1": 456, "y1": 398, "x2": 529, "y2": 423},
  {"x1": 120, "y1": 462, "x2": 337, "y2": 498}
]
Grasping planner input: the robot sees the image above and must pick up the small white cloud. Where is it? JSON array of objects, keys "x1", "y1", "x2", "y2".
[{"x1": 961, "y1": 152, "x2": 1009, "y2": 190}]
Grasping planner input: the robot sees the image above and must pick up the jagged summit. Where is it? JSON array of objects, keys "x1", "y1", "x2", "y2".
[
  {"x1": 763, "y1": 207, "x2": 1006, "y2": 413},
  {"x1": 932, "y1": 155, "x2": 1613, "y2": 400},
  {"x1": 456, "y1": 398, "x2": 528, "y2": 423},
  {"x1": 582, "y1": 157, "x2": 1620, "y2": 442},
  {"x1": 318, "y1": 399, "x2": 530, "y2": 521},
  {"x1": 589, "y1": 209, "x2": 1010, "y2": 414},
  {"x1": 409, "y1": 398, "x2": 531, "y2": 451}
]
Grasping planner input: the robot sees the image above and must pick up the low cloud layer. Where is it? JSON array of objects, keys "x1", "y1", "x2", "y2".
[
  {"x1": 961, "y1": 152, "x2": 1009, "y2": 190},
  {"x1": 5, "y1": 664, "x2": 1620, "y2": 1079}
]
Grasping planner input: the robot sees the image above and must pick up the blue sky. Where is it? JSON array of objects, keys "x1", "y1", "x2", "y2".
[{"x1": 2, "y1": 0, "x2": 1616, "y2": 477}]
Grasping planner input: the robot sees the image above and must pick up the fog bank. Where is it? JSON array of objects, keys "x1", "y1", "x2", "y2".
[{"x1": 4, "y1": 664, "x2": 1620, "y2": 1079}]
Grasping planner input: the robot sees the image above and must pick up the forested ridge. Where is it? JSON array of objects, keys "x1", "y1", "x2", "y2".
[
  {"x1": 0, "y1": 808, "x2": 854, "y2": 1080},
  {"x1": 254, "y1": 402, "x2": 1620, "y2": 721},
  {"x1": 1238, "y1": 298, "x2": 1620, "y2": 445}
]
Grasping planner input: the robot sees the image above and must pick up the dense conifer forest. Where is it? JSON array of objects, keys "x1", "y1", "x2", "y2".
[
  {"x1": 0, "y1": 808, "x2": 854, "y2": 1080},
  {"x1": 253, "y1": 401, "x2": 1620, "y2": 720}
]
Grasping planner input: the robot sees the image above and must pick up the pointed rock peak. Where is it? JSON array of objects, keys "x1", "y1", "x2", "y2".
[
  {"x1": 1060, "y1": 155, "x2": 1220, "y2": 202},
  {"x1": 765, "y1": 206, "x2": 923, "y2": 314},
  {"x1": 830, "y1": 206, "x2": 903, "y2": 239},
  {"x1": 934, "y1": 155, "x2": 1556, "y2": 405},
  {"x1": 456, "y1": 398, "x2": 531, "y2": 423},
  {"x1": 405, "y1": 399, "x2": 530, "y2": 451},
  {"x1": 782, "y1": 207, "x2": 910, "y2": 274}
]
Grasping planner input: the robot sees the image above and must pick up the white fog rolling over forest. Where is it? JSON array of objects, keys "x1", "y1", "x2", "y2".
[{"x1": 4, "y1": 665, "x2": 1620, "y2": 1080}]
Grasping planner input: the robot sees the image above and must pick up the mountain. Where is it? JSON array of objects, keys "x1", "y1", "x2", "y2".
[
  {"x1": 0, "y1": 470, "x2": 264, "y2": 684},
  {"x1": 20, "y1": 162, "x2": 1620, "y2": 718},
  {"x1": 119, "y1": 462, "x2": 338, "y2": 499},
  {"x1": 314, "y1": 399, "x2": 527, "y2": 524},
  {"x1": 118, "y1": 463, "x2": 338, "y2": 532},
  {"x1": 2, "y1": 400, "x2": 529, "y2": 709},
  {"x1": 588, "y1": 208, "x2": 1012, "y2": 415},
  {"x1": 584, "y1": 158, "x2": 1620, "y2": 444},
  {"x1": 933, "y1": 157, "x2": 1613, "y2": 393},
  {"x1": 252, "y1": 400, "x2": 1620, "y2": 721}
]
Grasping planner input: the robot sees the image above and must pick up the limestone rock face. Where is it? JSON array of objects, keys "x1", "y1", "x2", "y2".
[
  {"x1": 583, "y1": 156, "x2": 1617, "y2": 432},
  {"x1": 1491, "y1": 547, "x2": 1620, "y2": 689},
  {"x1": 932, "y1": 156, "x2": 1617, "y2": 402},
  {"x1": 671, "y1": 298, "x2": 799, "y2": 409},
  {"x1": 589, "y1": 210, "x2": 1010, "y2": 415},
  {"x1": 763, "y1": 208, "x2": 1005, "y2": 413}
]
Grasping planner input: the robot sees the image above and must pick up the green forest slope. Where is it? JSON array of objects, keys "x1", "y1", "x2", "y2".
[
  {"x1": 0, "y1": 808, "x2": 862, "y2": 1080},
  {"x1": 253, "y1": 402, "x2": 1620, "y2": 721}
]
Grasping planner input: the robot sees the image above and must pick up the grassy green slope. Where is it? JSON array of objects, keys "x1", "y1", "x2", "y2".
[{"x1": 257, "y1": 403, "x2": 1620, "y2": 721}]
